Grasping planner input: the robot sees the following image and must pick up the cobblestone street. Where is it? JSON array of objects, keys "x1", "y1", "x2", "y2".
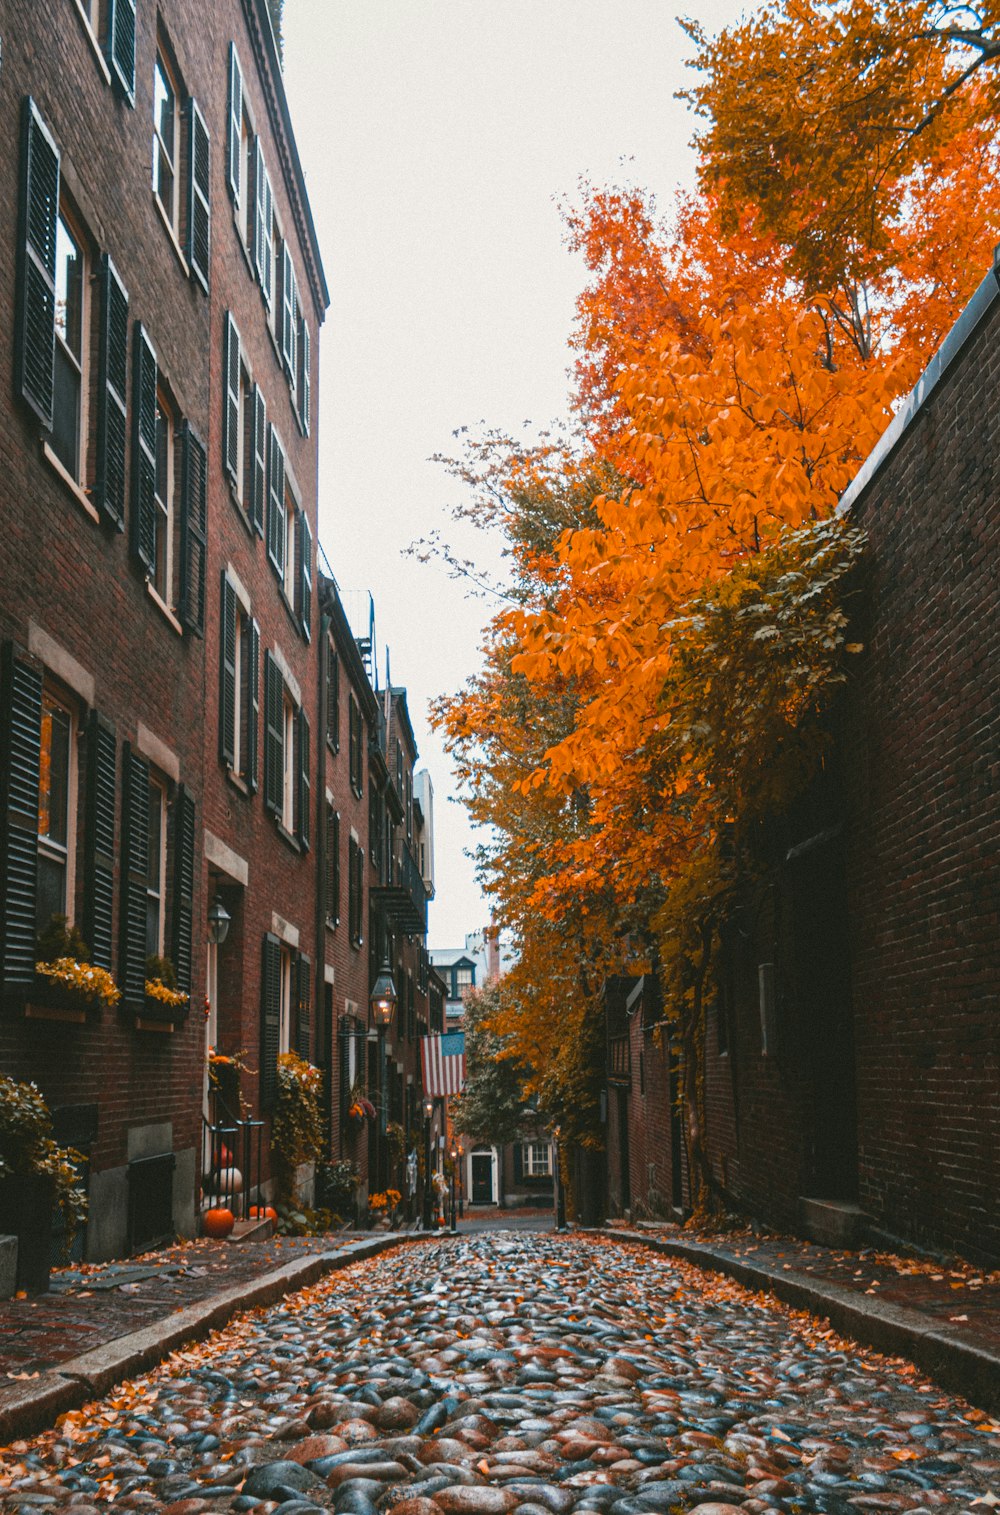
[{"x1": 2, "y1": 1234, "x2": 999, "y2": 1515}]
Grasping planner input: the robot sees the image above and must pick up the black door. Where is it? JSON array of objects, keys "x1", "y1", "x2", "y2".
[
  {"x1": 617, "y1": 1089, "x2": 631, "y2": 1211},
  {"x1": 789, "y1": 840, "x2": 859, "y2": 1199},
  {"x1": 471, "y1": 1152, "x2": 493, "y2": 1204}
]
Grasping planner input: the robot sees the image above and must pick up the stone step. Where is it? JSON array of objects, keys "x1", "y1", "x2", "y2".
[
  {"x1": 799, "y1": 1196, "x2": 870, "y2": 1248},
  {"x1": 227, "y1": 1217, "x2": 274, "y2": 1243}
]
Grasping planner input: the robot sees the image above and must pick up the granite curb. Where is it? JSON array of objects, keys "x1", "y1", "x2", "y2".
[
  {"x1": 0, "y1": 1232, "x2": 429, "y2": 1446},
  {"x1": 582, "y1": 1226, "x2": 1000, "y2": 1414}
]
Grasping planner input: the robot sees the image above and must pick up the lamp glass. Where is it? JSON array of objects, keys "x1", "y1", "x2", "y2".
[
  {"x1": 370, "y1": 961, "x2": 397, "y2": 1027},
  {"x1": 207, "y1": 895, "x2": 231, "y2": 946}
]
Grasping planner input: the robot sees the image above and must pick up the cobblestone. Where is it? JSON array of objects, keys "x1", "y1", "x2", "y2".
[{"x1": 2, "y1": 1234, "x2": 998, "y2": 1514}]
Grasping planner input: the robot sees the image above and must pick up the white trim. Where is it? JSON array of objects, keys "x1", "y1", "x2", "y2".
[
  {"x1": 270, "y1": 641, "x2": 301, "y2": 708},
  {"x1": 136, "y1": 720, "x2": 180, "y2": 783},
  {"x1": 28, "y1": 623, "x2": 95, "y2": 707},
  {"x1": 271, "y1": 910, "x2": 299, "y2": 948},
  {"x1": 226, "y1": 562, "x2": 252, "y2": 614},
  {"x1": 204, "y1": 829, "x2": 249, "y2": 886},
  {"x1": 324, "y1": 963, "x2": 335, "y2": 985}
]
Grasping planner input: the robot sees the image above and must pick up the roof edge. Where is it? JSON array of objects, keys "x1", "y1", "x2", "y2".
[{"x1": 839, "y1": 266, "x2": 998, "y2": 517}]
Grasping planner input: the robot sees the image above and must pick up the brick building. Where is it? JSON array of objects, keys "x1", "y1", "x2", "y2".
[
  {"x1": 602, "y1": 264, "x2": 1000, "y2": 1265},
  {"x1": 0, "y1": 0, "x2": 331, "y2": 1259}
]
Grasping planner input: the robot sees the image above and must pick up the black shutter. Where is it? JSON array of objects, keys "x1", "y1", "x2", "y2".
[
  {"x1": 299, "y1": 511, "x2": 312, "y2": 641},
  {"x1": 179, "y1": 423, "x2": 207, "y2": 634},
  {"x1": 296, "y1": 952, "x2": 311, "y2": 1060},
  {"x1": 16, "y1": 98, "x2": 60, "y2": 429},
  {"x1": 84, "y1": 712, "x2": 116, "y2": 971},
  {"x1": 227, "y1": 42, "x2": 243, "y2": 207},
  {"x1": 131, "y1": 323, "x2": 157, "y2": 575},
  {"x1": 251, "y1": 384, "x2": 267, "y2": 536},
  {"x1": 0, "y1": 647, "x2": 42, "y2": 987},
  {"x1": 246, "y1": 617, "x2": 260, "y2": 791},
  {"x1": 297, "y1": 708, "x2": 310, "y2": 850},
  {"x1": 120, "y1": 743, "x2": 150, "y2": 1008},
  {"x1": 261, "y1": 933, "x2": 281, "y2": 1110},
  {"x1": 220, "y1": 573, "x2": 237, "y2": 768},
  {"x1": 281, "y1": 244, "x2": 296, "y2": 377},
  {"x1": 327, "y1": 651, "x2": 339, "y2": 750},
  {"x1": 263, "y1": 650, "x2": 283, "y2": 815},
  {"x1": 327, "y1": 806, "x2": 340, "y2": 924},
  {"x1": 94, "y1": 253, "x2": 129, "y2": 530},
  {"x1": 186, "y1": 98, "x2": 211, "y2": 292},
  {"x1": 299, "y1": 319, "x2": 311, "y2": 435},
  {"x1": 266, "y1": 423, "x2": 285, "y2": 576},
  {"x1": 254, "y1": 141, "x2": 273, "y2": 306},
  {"x1": 171, "y1": 785, "x2": 195, "y2": 998},
  {"x1": 106, "y1": 0, "x2": 136, "y2": 104},
  {"x1": 356, "y1": 843, "x2": 364, "y2": 945},
  {"x1": 348, "y1": 834, "x2": 357, "y2": 944},
  {"x1": 223, "y1": 312, "x2": 241, "y2": 486}
]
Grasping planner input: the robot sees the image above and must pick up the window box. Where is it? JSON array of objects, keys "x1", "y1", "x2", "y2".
[{"x1": 17, "y1": 958, "x2": 121, "y2": 1022}]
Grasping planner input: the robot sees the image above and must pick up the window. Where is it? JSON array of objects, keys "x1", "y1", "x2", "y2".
[
  {"x1": 283, "y1": 494, "x2": 297, "y2": 606},
  {"x1": 152, "y1": 40, "x2": 210, "y2": 288},
  {"x1": 78, "y1": 0, "x2": 136, "y2": 102},
  {"x1": 36, "y1": 691, "x2": 77, "y2": 933},
  {"x1": 152, "y1": 52, "x2": 178, "y2": 231},
  {"x1": 263, "y1": 650, "x2": 310, "y2": 848},
  {"x1": 51, "y1": 207, "x2": 87, "y2": 480},
  {"x1": 266, "y1": 422, "x2": 285, "y2": 575},
  {"x1": 326, "y1": 647, "x2": 339, "y2": 751},
  {"x1": 455, "y1": 965, "x2": 473, "y2": 999},
  {"x1": 254, "y1": 139, "x2": 274, "y2": 309},
  {"x1": 151, "y1": 389, "x2": 175, "y2": 604},
  {"x1": 145, "y1": 778, "x2": 167, "y2": 957},
  {"x1": 279, "y1": 945, "x2": 293, "y2": 1054},
  {"x1": 348, "y1": 833, "x2": 363, "y2": 948},
  {"x1": 349, "y1": 695, "x2": 363, "y2": 797},
  {"x1": 220, "y1": 574, "x2": 259, "y2": 789},
  {"x1": 521, "y1": 1142, "x2": 552, "y2": 1178}
]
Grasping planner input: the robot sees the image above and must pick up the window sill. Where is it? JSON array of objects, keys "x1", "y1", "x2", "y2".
[
  {"x1": 42, "y1": 442, "x2": 101, "y2": 525},
  {"x1": 153, "y1": 191, "x2": 191, "y2": 278},
  {"x1": 71, "y1": 0, "x2": 113, "y2": 85},
  {"x1": 232, "y1": 206, "x2": 255, "y2": 275},
  {"x1": 228, "y1": 483, "x2": 257, "y2": 536},
  {"x1": 275, "y1": 820, "x2": 303, "y2": 854},
  {"x1": 225, "y1": 767, "x2": 252, "y2": 798},
  {"x1": 146, "y1": 580, "x2": 184, "y2": 636},
  {"x1": 325, "y1": 915, "x2": 339, "y2": 933}
]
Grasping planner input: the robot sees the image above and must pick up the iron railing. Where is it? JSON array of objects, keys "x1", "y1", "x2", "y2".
[{"x1": 201, "y1": 1112, "x2": 265, "y2": 1221}]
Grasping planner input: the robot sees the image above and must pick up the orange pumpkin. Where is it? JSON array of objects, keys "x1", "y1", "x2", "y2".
[
  {"x1": 202, "y1": 1206, "x2": 235, "y2": 1238},
  {"x1": 249, "y1": 1204, "x2": 277, "y2": 1222}
]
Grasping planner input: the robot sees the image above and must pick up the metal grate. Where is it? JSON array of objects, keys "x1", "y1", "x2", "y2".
[{"x1": 127, "y1": 1152, "x2": 175, "y2": 1255}]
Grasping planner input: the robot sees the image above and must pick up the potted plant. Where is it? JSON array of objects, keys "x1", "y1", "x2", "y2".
[
  {"x1": 32, "y1": 915, "x2": 120, "y2": 1018},
  {"x1": 345, "y1": 1083, "x2": 376, "y2": 1132},
  {"x1": 0, "y1": 1075, "x2": 88, "y2": 1292},
  {"x1": 144, "y1": 954, "x2": 189, "y2": 1020},
  {"x1": 271, "y1": 1052, "x2": 323, "y2": 1202}
]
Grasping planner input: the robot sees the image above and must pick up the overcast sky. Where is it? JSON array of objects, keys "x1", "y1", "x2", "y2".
[{"x1": 283, "y1": 0, "x2": 747, "y2": 950}]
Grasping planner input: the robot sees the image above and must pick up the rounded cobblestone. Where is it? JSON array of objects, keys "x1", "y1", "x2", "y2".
[{"x1": 1, "y1": 1236, "x2": 998, "y2": 1514}]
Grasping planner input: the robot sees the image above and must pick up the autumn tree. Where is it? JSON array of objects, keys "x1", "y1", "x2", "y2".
[{"x1": 451, "y1": 981, "x2": 527, "y2": 1147}]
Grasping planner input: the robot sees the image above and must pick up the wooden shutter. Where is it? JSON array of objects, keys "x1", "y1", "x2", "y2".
[
  {"x1": 186, "y1": 98, "x2": 211, "y2": 292},
  {"x1": 297, "y1": 708, "x2": 310, "y2": 850},
  {"x1": 106, "y1": 0, "x2": 136, "y2": 104},
  {"x1": 261, "y1": 934, "x2": 281, "y2": 1110},
  {"x1": 83, "y1": 712, "x2": 116, "y2": 971},
  {"x1": 298, "y1": 511, "x2": 312, "y2": 640},
  {"x1": 16, "y1": 99, "x2": 60, "y2": 428},
  {"x1": 179, "y1": 423, "x2": 207, "y2": 634},
  {"x1": 251, "y1": 384, "x2": 267, "y2": 537},
  {"x1": 263, "y1": 650, "x2": 283, "y2": 815},
  {"x1": 246, "y1": 617, "x2": 260, "y2": 791},
  {"x1": 94, "y1": 254, "x2": 129, "y2": 530},
  {"x1": 327, "y1": 651, "x2": 339, "y2": 750},
  {"x1": 131, "y1": 323, "x2": 157, "y2": 575},
  {"x1": 120, "y1": 743, "x2": 150, "y2": 1008},
  {"x1": 266, "y1": 423, "x2": 285, "y2": 576},
  {"x1": 0, "y1": 647, "x2": 42, "y2": 987},
  {"x1": 299, "y1": 319, "x2": 311, "y2": 435},
  {"x1": 171, "y1": 785, "x2": 195, "y2": 997},
  {"x1": 254, "y1": 141, "x2": 273, "y2": 307},
  {"x1": 227, "y1": 43, "x2": 243, "y2": 207},
  {"x1": 355, "y1": 842, "x2": 364, "y2": 945},
  {"x1": 281, "y1": 244, "x2": 297, "y2": 378},
  {"x1": 222, "y1": 312, "x2": 240, "y2": 486},
  {"x1": 219, "y1": 573, "x2": 237, "y2": 768},
  {"x1": 348, "y1": 834, "x2": 357, "y2": 944},
  {"x1": 296, "y1": 952, "x2": 311, "y2": 1060}
]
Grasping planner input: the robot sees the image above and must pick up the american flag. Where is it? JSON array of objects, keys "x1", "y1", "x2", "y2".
[{"x1": 421, "y1": 1032, "x2": 466, "y2": 1097}]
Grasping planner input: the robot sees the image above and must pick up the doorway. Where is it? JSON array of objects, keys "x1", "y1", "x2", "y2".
[{"x1": 471, "y1": 1149, "x2": 496, "y2": 1204}]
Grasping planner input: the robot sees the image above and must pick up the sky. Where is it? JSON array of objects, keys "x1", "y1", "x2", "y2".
[{"x1": 282, "y1": 0, "x2": 747, "y2": 950}]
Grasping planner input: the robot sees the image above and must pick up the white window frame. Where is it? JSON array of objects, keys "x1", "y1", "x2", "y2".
[
  {"x1": 52, "y1": 201, "x2": 89, "y2": 485},
  {"x1": 279, "y1": 945, "x2": 293, "y2": 1054},
  {"x1": 152, "y1": 48, "x2": 180, "y2": 235},
  {"x1": 146, "y1": 776, "x2": 168, "y2": 959},
  {"x1": 522, "y1": 1141, "x2": 552, "y2": 1178},
  {"x1": 232, "y1": 611, "x2": 244, "y2": 780},
  {"x1": 37, "y1": 689, "x2": 78, "y2": 931},
  {"x1": 283, "y1": 495, "x2": 297, "y2": 606},
  {"x1": 152, "y1": 385, "x2": 175, "y2": 608}
]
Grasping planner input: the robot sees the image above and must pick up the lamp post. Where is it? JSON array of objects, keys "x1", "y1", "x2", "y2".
[
  {"x1": 422, "y1": 1097, "x2": 434, "y2": 1230},
  {"x1": 553, "y1": 1125, "x2": 567, "y2": 1232},
  {"x1": 457, "y1": 1141, "x2": 465, "y2": 1219},
  {"x1": 449, "y1": 1144, "x2": 458, "y2": 1234},
  {"x1": 370, "y1": 959, "x2": 397, "y2": 1192}
]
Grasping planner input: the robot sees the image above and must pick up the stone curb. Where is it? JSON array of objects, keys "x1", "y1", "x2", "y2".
[
  {"x1": 0, "y1": 1232, "x2": 430, "y2": 1446},
  {"x1": 581, "y1": 1227, "x2": 1000, "y2": 1414}
]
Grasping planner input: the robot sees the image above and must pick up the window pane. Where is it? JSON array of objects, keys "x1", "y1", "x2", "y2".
[
  {"x1": 37, "y1": 853, "x2": 67, "y2": 932},
  {"x1": 146, "y1": 787, "x2": 163, "y2": 958},
  {"x1": 154, "y1": 58, "x2": 175, "y2": 158},
  {"x1": 55, "y1": 215, "x2": 83, "y2": 358},
  {"x1": 153, "y1": 398, "x2": 170, "y2": 598},
  {"x1": 39, "y1": 704, "x2": 71, "y2": 847}
]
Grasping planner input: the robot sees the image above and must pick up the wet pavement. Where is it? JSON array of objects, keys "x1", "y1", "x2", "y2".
[{"x1": 2, "y1": 1232, "x2": 999, "y2": 1514}]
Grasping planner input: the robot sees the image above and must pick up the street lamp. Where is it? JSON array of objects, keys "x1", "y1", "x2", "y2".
[
  {"x1": 207, "y1": 895, "x2": 231, "y2": 946},
  {"x1": 449, "y1": 1144, "x2": 458, "y2": 1234},
  {"x1": 370, "y1": 959, "x2": 397, "y2": 1189},
  {"x1": 422, "y1": 1097, "x2": 434, "y2": 1230}
]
